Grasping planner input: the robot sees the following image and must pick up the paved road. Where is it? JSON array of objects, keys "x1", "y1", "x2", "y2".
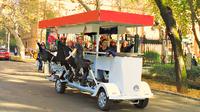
[{"x1": 0, "y1": 61, "x2": 199, "y2": 112}]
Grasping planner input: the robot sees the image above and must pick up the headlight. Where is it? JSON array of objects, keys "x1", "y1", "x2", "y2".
[{"x1": 133, "y1": 85, "x2": 140, "y2": 91}]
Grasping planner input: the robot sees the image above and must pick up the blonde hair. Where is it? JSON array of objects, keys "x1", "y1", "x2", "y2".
[{"x1": 102, "y1": 41, "x2": 109, "y2": 47}]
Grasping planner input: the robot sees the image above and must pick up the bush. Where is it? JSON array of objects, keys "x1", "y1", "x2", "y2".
[
  {"x1": 144, "y1": 51, "x2": 160, "y2": 63},
  {"x1": 187, "y1": 66, "x2": 200, "y2": 81},
  {"x1": 149, "y1": 64, "x2": 176, "y2": 82},
  {"x1": 148, "y1": 64, "x2": 200, "y2": 88},
  {"x1": 149, "y1": 64, "x2": 200, "y2": 80}
]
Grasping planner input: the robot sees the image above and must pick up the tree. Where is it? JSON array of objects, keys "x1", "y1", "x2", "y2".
[
  {"x1": 0, "y1": 1, "x2": 26, "y2": 58},
  {"x1": 75, "y1": 0, "x2": 189, "y2": 92},
  {"x1": 154, "y1": 0, "x2": 187, "y2": 93},
  {"x1": 187, "y1": 0, "x2": 200, "y2": 49},
  {"x1": 0, "y1": 0, "x2": 59, "y2": 58}
]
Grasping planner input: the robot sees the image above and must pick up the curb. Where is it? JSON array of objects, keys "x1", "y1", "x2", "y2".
[
  {"x1": 0, "y1": 71, "x2": 44, "y2": 76},
  {"x1": 11, "y1": 60, "x2": 36, "y2": 63},
  {"x1": 10, "y1": 56, "x2": 36, "y2": 63},
  {"x1": 152, "y1": 89, "x2": 200, "y2": 101}
]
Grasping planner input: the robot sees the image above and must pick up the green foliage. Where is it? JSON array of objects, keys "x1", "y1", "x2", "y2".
[
  {"x1": 10, "y1": 36, "x2": 16, "y2": 46},
  {"x1": 150, "y1": 64, "x2": 200, "y2": 81},
  {"x1": 150, "y1": 64, "x2": 175, "y2": 76},
  {"x1": 0, "y1": 28, "x2": 6, "y2": 39},
  {"x1": 187, "y1": 66, "x2": 200, "y2": 80},
  {"x1": 10, "y1": 37, "x2": 16, "y2": 52},
  {"x1": 195, "y1": 0, "x2": 200, "y2": 11},
  {"x1": 149, "y1": 0, "x2": 191, "y2": 37},
  {"x1": 0, "y1": 0, "x2": 60, "y2": 35},
  {"x1": 143, "y1": 39, "x2": 162, "y2": 44},
  {"x1": 148, "y1": 64, "x2": 200, "y2": 89},
  {"x1": 197, "y1": 58, "x2": 200, "y2": 63},
  {"x1": 144, "y1": 51, "x2": 161, "y2": 63}
]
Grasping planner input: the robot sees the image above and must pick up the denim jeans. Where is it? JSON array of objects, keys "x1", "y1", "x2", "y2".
[{"x1": 38, "y1": 59, "x2": 43, "y2": 71}]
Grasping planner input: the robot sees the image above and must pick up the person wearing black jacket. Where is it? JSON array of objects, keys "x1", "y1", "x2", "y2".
[
  {"x1": 65, "y1": 36, "x2": 89, "y2": 86},
  {"x1": 120, "y1": 41, "x2": 134, "y2": 53},
  {"x1": 37, "y1": 42, "x2": 46, "y2": 72},
  {"x1": 56, "y1": 37, "x2": 76, "y2": 80},
  {"x1": 109, "y1": 40, "x2": 117, "y2": 52}
]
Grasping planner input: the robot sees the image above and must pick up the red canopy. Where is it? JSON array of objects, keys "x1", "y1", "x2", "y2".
[{"x1": 39, "y1": 10, "x2": 154, "y2": 29}]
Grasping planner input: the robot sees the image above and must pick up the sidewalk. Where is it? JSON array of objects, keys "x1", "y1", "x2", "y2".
[{"x1": 10, "y1": 55, "x2": 36, "y2": 63}]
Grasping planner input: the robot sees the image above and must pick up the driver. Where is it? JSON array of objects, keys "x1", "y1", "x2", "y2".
[{"x1": 66, "y1": 36, "x2": 89, "y2": 86}]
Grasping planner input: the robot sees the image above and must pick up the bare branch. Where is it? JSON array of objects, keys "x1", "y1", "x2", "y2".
[
  {"x1": 187, "y1": 0, "x2": 200, "y2": 48},
  {"x1": 187, "y1": 0, "x2": 200, "y2": 26},
  {"x1": 95, "y1": 0, "x2": 100, "y2": 10},
  {"x1": 76, "y1": 0, "x2": 91, "y2": 12}
]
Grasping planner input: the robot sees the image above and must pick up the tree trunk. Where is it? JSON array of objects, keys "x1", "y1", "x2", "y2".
[
  {"x1": 187, "y1": 0, "x2": 200, "y2": 48},
  {"x1": 160, "y1": 28, "x2": 167, "y2": 64},
  {"x1": 191, "y1": 22, "x2": 200, "y2": 48},
  {"x1": 154, "y1": 0, "x2": 187, "y2": 93},
  {"x1": 7, "y1": 27, "x2": 25, "y2": 59}
]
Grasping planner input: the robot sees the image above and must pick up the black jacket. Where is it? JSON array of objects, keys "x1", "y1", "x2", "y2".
[
  {"x1": 56, "y1": 41, "x2": 72, "y2": 62},
  {"x1": 120, "y1": 44, "x2": 134, "y2": 53},
  {"x1": 37, "y1": 42, "x2": 48, "y2": 62}
]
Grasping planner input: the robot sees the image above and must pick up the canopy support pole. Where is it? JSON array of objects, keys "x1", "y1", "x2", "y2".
[
  {"x1": 117, "y1": 34, "x2": 120, "y2": 53},
  {"x1": 95, "y1": 26, "x2": 100, "y2": 77},
  {"x1": 136, "y1": 27, "x2": 138, "y2": 34}
]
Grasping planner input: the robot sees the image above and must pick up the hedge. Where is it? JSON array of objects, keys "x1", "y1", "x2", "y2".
[
  {"x1": 144, "y1": 51, "x2": 161, "y2": 63},
  {"x1": 147, "y1": 64, "x2": 200, "y2": 89}
]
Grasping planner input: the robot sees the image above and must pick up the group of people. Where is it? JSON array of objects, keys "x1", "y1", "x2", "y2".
[
  {"x1": 98, "y1": 35, "x2": 134, "y2": 55},
  {"x1": 96, "y1": 35, "x2": 135, "y2": 82},
  {"x1": 37, "y1": 32, "x2": 136, "y2": 84},
  {"x1": 37, "y1": 35, "x2": 90, "y2": 86}
]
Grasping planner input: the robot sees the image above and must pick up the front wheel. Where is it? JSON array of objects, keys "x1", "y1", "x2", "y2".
[
  {"x1": 134, "y1": 98, "x2": 149, "y2": 108},
  {"x1": 97, "y1": 89, "x2": 110, "y2": 111},
  {"x1": 55, "y1": 79, "x2": 66, "y2": 94}
]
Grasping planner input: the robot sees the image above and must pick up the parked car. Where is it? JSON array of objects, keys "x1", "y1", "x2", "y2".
[{"x1": 0, "y1": 48, "x2": 10, "y2": 60}]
